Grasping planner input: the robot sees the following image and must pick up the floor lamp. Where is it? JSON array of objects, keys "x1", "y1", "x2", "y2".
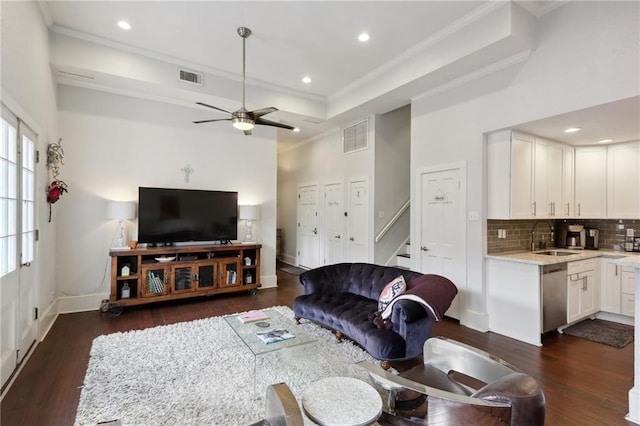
[
  {"x1": 239, "y1": 205, "x2": 260, "y2": 243},
  {"x1": 107, "y1": 201, "x2": 136, "y2": 250}
]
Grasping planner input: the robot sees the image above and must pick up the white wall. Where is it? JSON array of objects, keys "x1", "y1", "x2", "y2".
[
  {"x1": 56, "y1": 85, "x2": 278, "y2": 310},
  {"x1": 277, "y1": 121, "x2": 375, "y2": 265},
  {"x1": 411, "y1": 1, "x2": 640, "y2": 331},
  {"x1": 1, "y1": 1, "x2": 60, "y2": 336},
  {"x1": 374, "y1": 105, "x2": 411, "y2": 265}
]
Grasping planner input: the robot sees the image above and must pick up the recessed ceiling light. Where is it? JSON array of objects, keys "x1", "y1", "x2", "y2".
[
  {"x1": 358, "y1": 32, "x2": 370, "y2": 42},
  {"x1": 117, "y1": 20, "x2": 131, "y2": 30},
  {"x1": 598, "y1": 138, "x2": 613, "y2": 144},
  {"x1": 293, "y1": 127, "x2": 301, "y2": 133},
  {"x1": 302, "y1": 76, "x2": 312, "y2": 84},
  {"x1": 564, "y1": 127, "x2": 582, "y2": 133}
]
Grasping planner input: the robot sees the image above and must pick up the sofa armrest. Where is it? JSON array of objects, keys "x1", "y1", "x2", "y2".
[{"x1": 390, "y1": 299, "x2": 429, "y2": 324}]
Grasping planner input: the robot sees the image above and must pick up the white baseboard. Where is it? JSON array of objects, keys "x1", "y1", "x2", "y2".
[
  {"x1": 280, "y1": 253, "x2": 296, "y2": 266},
  {"x1": 57, "y1": 292, "x2": 109, "y2": 314},
  {"x1": 596, "y1": 311, "x2": 635, "y2": 326},
  {"x1": 261, "y1": 274, "x2": 278, "y2": 289},
  {"x1": 37, "y1": 299, "x2": 59, "y2": 341},
  {"x1": 461, "y1": 309, "x2": 490, "y2": 332}
]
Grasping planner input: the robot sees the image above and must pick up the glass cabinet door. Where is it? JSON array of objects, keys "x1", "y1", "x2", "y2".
[
  {"x1": 172, "y1": 265, "x2": 196, "y2": 293},
  {"x1": 219, "y1": 258, "x2": 241, "y2": 287},
  {"x1": 140, "y1": 265, "x2": 170, "y2": 298},
  {"x1": 196, "y1": 263, "x2": 217, "y2": 290}
]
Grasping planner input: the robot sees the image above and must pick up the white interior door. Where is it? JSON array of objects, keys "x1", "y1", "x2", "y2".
[
  {"x1": 297, "y1": 184, "x2": 320, "y2": 268},
  {"x1": 347, "y1": 178, "x2": 369, "y2": 263},
  {"x1": 417, "y1": 166, "x2": 466, "y2": 319},
  {"x1": 324, "y1": 182, "x2": 344, "y2": 265},
  {"x1": 1, "y1": 106, "x2": 37, "y2": 389}
]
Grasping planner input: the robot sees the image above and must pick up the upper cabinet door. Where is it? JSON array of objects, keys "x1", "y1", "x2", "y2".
[
  {"x1": 487, "y1": 130, "x2": 534, "y2": 219},
  {"x1": 534, "y1": 138, "x2": 566, "y2": 218},
  {"x1": 607, "y1": 141, "x2": 640, "y2": 219},
  {"x1": 510, "y1": 132, "x2": 535, "y2": 218},
  {"x1": 574, "y1": 146, "x2": 608, "y2": 218}
]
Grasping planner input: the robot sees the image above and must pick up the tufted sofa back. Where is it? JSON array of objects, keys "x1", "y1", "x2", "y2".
[{"x1": 299, "y1": 263, "x2": 423, "y2": 300}]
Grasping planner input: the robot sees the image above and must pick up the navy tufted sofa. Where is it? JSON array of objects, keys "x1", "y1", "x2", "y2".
[{"x1": 293, "y1": 263, "x2": 435, "y2": 362}]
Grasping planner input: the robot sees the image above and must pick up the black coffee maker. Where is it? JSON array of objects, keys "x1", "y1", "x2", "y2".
[{"x1": 585, "y1": 228, "x2": 600, "y2": 249}]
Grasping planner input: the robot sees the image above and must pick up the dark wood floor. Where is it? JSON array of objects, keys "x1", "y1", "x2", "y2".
[{"x1": 1, "y1": 265, "x2": 634, "y2": 425}]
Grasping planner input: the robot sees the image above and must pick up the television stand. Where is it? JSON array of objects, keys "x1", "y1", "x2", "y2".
[{"x1": 109, "y1": 243, "x2": 261, "y2": 308}]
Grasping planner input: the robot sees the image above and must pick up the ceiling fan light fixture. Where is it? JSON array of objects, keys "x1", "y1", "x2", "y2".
[{"x1": 232, "y1": 117, "x2": 255, "y2": 131}]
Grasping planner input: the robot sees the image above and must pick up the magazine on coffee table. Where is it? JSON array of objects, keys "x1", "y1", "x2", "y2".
[
  {"x1": 238, "y1": 310, "x2": 269, "y2": 323},
  {"x1": 255, "y1": 328, "x2": 295, "y2": 344}
]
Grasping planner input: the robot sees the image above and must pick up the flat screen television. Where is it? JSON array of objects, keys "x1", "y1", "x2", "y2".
[{"x1": 138, "y1": 187, "x2": 238, "y2": 245}]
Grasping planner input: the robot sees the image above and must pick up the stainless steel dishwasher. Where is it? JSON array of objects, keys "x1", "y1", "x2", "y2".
[{"x1": 541, "y1": 263, "x2": 568, "y2": 333}]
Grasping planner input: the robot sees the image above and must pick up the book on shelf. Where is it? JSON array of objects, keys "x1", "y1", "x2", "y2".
[
  {"x1": 238, "y1": 310, "x2": 269, "y2": 323},
  {"x1": 255, "y1": 328, "x2": 295, "y2": 344}
]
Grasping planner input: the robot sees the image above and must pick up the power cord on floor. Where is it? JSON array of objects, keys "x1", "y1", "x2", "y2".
[{"x1": 99, "y1": 299, "x2": 123, "y2": 316}]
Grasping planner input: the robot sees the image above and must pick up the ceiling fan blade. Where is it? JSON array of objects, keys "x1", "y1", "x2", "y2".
[
  {"x1": 255, "y1": 117, "x2": 295, "y2": 130},
  {"x1": 193, "y1": 118, "x2": 232, "y2": 124},
  {"x1": 195, "y1": 102, "x2": 232, "y2": 114},
  {"x1": 243, "y1": 129, "x2": 252, "y2": 136},
  {"x1": 250, "y1": 107, "x2": 278, "y2": 119}
]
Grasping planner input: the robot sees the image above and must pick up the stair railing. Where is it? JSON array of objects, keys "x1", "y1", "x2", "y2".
[{"x1": 375, "y1": 199, "x2": 410, "y2": 243}]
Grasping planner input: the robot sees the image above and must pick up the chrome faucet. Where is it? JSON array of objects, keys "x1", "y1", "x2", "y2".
[{"x1": 531, "y1": 221, "x2": 554, "y2": 251}]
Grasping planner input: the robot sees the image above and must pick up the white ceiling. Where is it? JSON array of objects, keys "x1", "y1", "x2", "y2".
[{"x1": 42, "y1": 1, "x2": 639, "y2": 148}]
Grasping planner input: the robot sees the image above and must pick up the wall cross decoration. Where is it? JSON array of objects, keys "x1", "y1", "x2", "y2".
[{"x1": 181, "y1": 164, "x2": 194, "y2": 183}]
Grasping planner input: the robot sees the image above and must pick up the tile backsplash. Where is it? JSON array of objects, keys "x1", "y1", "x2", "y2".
[{"x1": 487, "y1": 219, "x2": 639, "y2": 254}]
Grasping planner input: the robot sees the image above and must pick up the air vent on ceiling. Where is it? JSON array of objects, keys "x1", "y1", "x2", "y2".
[
  {"x1": 179, "y1": 69, "x2": 204, "y2": 86},
  {"x1": 343, "y1": 118, "x2": 368, "y2": 153}
]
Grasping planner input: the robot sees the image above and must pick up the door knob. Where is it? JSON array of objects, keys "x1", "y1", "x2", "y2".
[
  {"x1": 334, "y1": 235, "x2": 341, "y2": 239},
  {"x1": 313, "y1": 227, "x2": 318, "y2": 235},
  {"x1": 350, "y1": 237, "x2": 355, "y2": 241},
  {"x1": 421, "y1": 246, "x2": 428, "y2": 251},
  {"x1": 21, "y1": 262, "x2": 31, "y2": 267}
]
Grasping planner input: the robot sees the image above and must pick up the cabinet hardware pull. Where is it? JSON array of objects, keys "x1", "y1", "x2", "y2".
[
  {"x1": 350, "y1": 237, "x2": 355, "y2": 241},
  {"x1": 549, "y1": 202, "x2": 553, "y2": 216},
  {"x1": 577, "y1": 203, "x2": 581, "y2": 216},
  {"x1": 334, "y1": 235, "x2": 341, "y2": 239},
  {"x1": 421, "y1": 246, "x2": 428, "y2": 251},
  {"x1": 566, "y1": 203, "x2": 570, "y2": 216},
  {"x1": 532, "y1": 201, "x2": 536, "y2": 216}
]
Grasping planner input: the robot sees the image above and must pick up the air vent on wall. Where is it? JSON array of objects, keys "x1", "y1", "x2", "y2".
[
  {"x1": 343, "y1": 118, "x2": 368, "y2": 153},
  {"x1": 179, "y1": 69, "x2": 204, "y2": 86}
]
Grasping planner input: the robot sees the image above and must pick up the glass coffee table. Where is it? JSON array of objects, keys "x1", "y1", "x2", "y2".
[{"x1": 224, "y1": 308, "x2": 318, "y2": 397}]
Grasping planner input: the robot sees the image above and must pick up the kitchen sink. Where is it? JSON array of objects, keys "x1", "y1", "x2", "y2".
[{"x1": 534, "y1": 250, "x2": 579, "y2": 257}]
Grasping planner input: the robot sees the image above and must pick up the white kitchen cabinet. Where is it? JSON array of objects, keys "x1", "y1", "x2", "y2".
[
  {"x1": 599, "y1": 257, "x2": 621, "y2": 314},
  {"x1": 534, "y1": 138, "x2": 567, "y2": 217},
  {"x1": 487, "y1": 258, "x2": 543, "y2": 346},
  {"x1": 621, "y1": 266, "x2": 637, "y2": 317},
  {"x1": 488, "y1": 131, "x2": 575, "y2": 219},
  {"x1": 487, "y1": 130, "x2": 534, "y2": 219},
  {"x1": 562, "y1": 146, "x2": 574, "y2": 217},
  {"x1": 607, "y1": 141, "x2": 640, "y2": 219},
  {"x1": 574, "y1": 146, "x2": 607, "y2": 218},
  {"x1": 567, "y1": 259, "x2": 597, "y2": 323}
]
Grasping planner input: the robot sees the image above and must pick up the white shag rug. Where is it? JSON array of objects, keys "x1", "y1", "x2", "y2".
[{"x1": 75, "y1": 306, "x2": 382, "y2": 426}]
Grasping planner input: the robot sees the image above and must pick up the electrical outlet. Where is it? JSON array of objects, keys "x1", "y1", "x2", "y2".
[{"x1": 498, "y1": 229, "x2": 507, "y2": 239}]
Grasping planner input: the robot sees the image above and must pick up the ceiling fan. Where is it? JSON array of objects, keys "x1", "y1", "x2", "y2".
[{"x1": 193, "y1": 27, "x2": 295, "y2": 136}]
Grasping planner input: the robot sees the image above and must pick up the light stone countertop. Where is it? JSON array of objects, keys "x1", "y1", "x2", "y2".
[{"x1": 486, "y1": 248, "x2": 640, "y2": 266}]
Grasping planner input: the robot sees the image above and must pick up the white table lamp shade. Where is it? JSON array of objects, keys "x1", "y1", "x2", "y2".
[
  {"x1": 239, "y1": 205, "x2": 260, "y2": 221},
  {"x1": 107, "y1": 201, "x2": 136, "y2": 220},
  {"x1": 107, "y1": 201, "x2": 136, "y2": 249},
  {"x1": 239, "y1": 205, "x2": 260, "y2": 242}
]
